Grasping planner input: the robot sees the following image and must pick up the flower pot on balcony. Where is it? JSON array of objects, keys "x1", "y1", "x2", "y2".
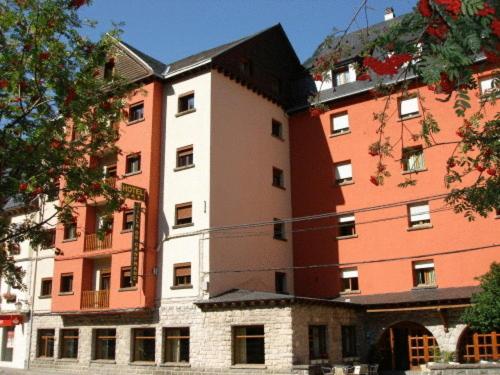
[{"x1": 2, "y1": 292, "x2": 17, "y2": 303}]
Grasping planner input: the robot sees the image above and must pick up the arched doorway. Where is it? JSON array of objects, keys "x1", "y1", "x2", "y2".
[
  {"x1": 374, "y1": 322, "x2": 439, "y2": 371},
  {"x1": 457, "y1": 328, "x2": 499, "y2": 363}
]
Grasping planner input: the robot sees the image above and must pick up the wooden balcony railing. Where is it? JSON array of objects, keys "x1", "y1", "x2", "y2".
[
  {"x1": 81, "y1": 289, "x2": 109, "y2": 310},
  {"x1": 84, "y1": 233, "x2": 112, "y2": 252}
]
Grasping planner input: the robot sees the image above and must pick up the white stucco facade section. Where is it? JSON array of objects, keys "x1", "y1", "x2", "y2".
[
  {"x1": 159, "y1": 71, "x2": 212, "y2": 301},
  {"x1": 209, "y1": 71, "x2": 294, "y2": 296}
]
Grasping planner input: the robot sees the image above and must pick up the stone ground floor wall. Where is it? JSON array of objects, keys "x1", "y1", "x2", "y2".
[{"x1": 30, "y1": 302, "x2": 363, "y2": 375}]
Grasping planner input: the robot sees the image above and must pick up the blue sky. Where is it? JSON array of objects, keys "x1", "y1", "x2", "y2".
[{"x1": 80, "y1": 0, "x2": 417, "y2": 65}]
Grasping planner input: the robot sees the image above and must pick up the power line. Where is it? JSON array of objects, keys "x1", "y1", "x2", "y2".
[
  {"x1": 207, "y1": 243, "x2": 499, "y2": 274},
  {"x1": 166, "y1": 193, "x2": 449, "y2": 240}
]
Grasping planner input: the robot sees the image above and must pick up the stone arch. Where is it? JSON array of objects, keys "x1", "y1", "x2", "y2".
[{"x1": 373, "y1": 321, "x2": 439, "y2": 371}]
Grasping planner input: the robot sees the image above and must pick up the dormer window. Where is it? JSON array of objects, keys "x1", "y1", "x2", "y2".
[{"x1": 333, "y1": 65, "x2": 355, "y2": 86}]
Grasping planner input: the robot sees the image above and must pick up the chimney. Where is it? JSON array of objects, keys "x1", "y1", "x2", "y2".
[{"x1": 384, "y1": 7, "x2": 395, "y2": 21}]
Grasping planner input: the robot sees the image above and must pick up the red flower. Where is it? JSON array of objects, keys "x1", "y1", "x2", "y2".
[
  {"x1": 34, "y1": 186, "x2": 43, "y2": 195},
  {"x1": 370, "y1": 176, "x2": 379, "y2": 186},
  {"x1": 0, "y1": 80, "x2": 8, "y2": 89},
  {"x1": 19, "y1": 182, "x2": 28, "y2": 192},
  {"x1": 491, "y1": 19, "x2": 500, "y2": 37},
  {"x1": 435, "y1": 0, "x2": 462, "y2": 16},
  {"x1": 477, "y1": 4, "x2": 495, "y2": 16},
  {"x1": 439, "y1": 72, "x2": 455, "y2": 94},
  {"x1": 418, "y1": 0, "x2": 433, "y2": 17},
  {"x1": 39, "y1": 51, "x2": 50, "y2": 60},
  {"x1": 484, "y1": 50, "x2": 500, "y2": 64},
  {"x1": 486, "y1": 168, "x2": 497, "y2": 176},
  {"x1": 426, "y1": 23, "x2": 449, "y2": 39},
  {"x1": 357, "y1": 73, "x2": 371, "y2": 81},
  {"x1": 310, "y1": 108, "x2": 323, "y2": 117},
  {"x1": 475, "y1": 164, "x2": 486, "y2": 172}
]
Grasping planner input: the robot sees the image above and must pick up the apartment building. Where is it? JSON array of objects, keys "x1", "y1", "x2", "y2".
[
  {"x1": 289, "y1": 11, "x2": 499, "y2": 372},
  {"x1": 0, "y1": 197, "x2": 57, "y2": 369}
]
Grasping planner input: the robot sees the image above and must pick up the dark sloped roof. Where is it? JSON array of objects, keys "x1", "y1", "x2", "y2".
[
  {"x1": 120, "y1": 41, "x2": 167, "y2": 77},
  {"x1": 333, "y1": 285, "x2": 481, "y2": 307}
]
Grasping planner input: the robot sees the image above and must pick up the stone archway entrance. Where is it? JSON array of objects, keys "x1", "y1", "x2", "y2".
[{"x1": 376, "y1": 321, "x2": 439, "y2": 371}]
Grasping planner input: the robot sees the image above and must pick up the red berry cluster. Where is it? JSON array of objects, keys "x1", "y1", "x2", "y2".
[
  {"x1": 69, "y1": 0, "x2": 87, "y2": 9},
  {"x1": 426, "y1": 22, "x2": 449, "y2": 39},
  {"x1": 0, "y1": 79, "x2": 8, "y2": 89},
  {"x1": 492, "y1": 19, "x2": 500, "y2": 37},
  {"x1": 434, "y1": 0, "x2": 462, "y2": 17},
  {"x1": 363, "y1": 53, "x2": 412, "y2": 76},
  {"x1": 356, "y1": 73, "x2": 371, "y2": 81},
  {"x1": 477, "y1": 4, "x2": 495, "y2": 16},
  {"x1": 369, "y1": 176, "x2": 380, "y2": 186},
  {"x1": 418, "y1": 0, "x2": 433, "y2": 17},
  {"x1": 64, "y1": 87, "x2": 77, "y2": 106},
  {"x1": 309, "y1": 108, "x2": 323, "y2": 117}
]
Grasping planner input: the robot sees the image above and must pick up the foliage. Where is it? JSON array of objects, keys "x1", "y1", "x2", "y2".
[
  {"x1": 462, "y1": 262, "x2": 500, "y2": 332},
  {"x1": 311, "y1": 0, "x2": 499, "y2": 219},
  {"x1": 0, "y1": 0, "x2": 132, "y2": 288}
]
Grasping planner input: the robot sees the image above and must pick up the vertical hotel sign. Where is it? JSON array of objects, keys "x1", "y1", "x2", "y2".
[{"x1": 130, "y1": 202, "x2": 142, "y2": 285}]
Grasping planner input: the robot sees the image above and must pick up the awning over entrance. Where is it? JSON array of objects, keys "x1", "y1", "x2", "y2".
[{"x1": 0, "y1": 315, "x2": 23, "y2": 327}]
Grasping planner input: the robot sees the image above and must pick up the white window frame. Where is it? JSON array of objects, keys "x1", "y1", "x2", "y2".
[
  {"x1": 399, "y1": 96, "x2": 419, "y2": 119},
  {"x1": 335, "y1": 162, "x2": 353, "y2": 184},
  {"x1": 331, "y1": 113, "x2": 350, "y2": 135},
  {"x1": 408, "y1": 203, "x2": 431, "y2": 227}
]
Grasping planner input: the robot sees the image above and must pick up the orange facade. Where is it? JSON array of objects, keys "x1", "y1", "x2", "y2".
[
  {"x1": 51, "y1": 80, "x2": 163, "y2": 313},
  {"x1": 290, "y1": 68, "x2": 499, "y2": 298}
]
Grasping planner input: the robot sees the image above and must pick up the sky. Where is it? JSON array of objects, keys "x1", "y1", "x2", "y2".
[{"x1": 80, "y1": 0, "x2": 417, "y2": 65}]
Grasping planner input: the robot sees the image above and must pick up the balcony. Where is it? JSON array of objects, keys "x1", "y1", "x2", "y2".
[
  {"x1": 84, "y1": 233, "x2": 112, "y2": 252},
  {"x1": 81, "y1": 289, "x2": 109, "y2": 310}
]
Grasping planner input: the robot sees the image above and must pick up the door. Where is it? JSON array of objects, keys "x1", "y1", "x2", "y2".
[
  {"x1": 100, "y1": 269, "x2": 111, "y2": 290},
  {"x1": 408, "y1": 330, "x2": 438, "y2": 370}
]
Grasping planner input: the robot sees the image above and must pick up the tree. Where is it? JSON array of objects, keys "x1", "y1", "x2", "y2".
[
  {"x1": 311, "y1": 0, "x2": 499, "y2": 219},
  {"x1": 0, "y1": 0, "x2": 132, "y2": 288},
  {"x1": 462, "y1": 262, "x2": 500, "y2": 332}
]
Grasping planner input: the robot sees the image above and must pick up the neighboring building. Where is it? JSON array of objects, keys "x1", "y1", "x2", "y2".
[
  {"x1": 0, "y1": 197, "x2": 57, "y2": 369},
  {"x1": 289, "y1": 12, "x2": 499, "y2": 372}
]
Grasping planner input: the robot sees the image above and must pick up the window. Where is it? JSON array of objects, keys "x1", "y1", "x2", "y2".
[
  {"x1": 341, "y1": 268, "x2": 359, "y2": 293},
  {"x1": 413, "y1": 260, "x2": 436, "y2": 287},
  {"x1": 125, "y1": 154, "x2": 141, "y2": 174},
  {"x1": 341, "y1": 326, "x2": 357, "y2": 358},
  {"x1": 41, "y1": 228, "x2": 56, "y2": 249},
  {"x1": 402, "y1": 146, "x2": 425, "y2": 172},
  {"x1": 132, "y1": 328, "x2": 155, "y2": 362},
  {"x1": 123, "y1": 210, "x2": 134, "y2": 231},
  {"x1": 334, "y1": 162, "x2": 353, "y2": 185},
  {"x1": 93, "y1": 329, "x2": 116, "y2": 360},
  {"x1": 338, "y1": 214, "x2": 356, "y2": 237},
  {"x1": 128, "y1": 102, "x2": 144, "y2": 123},
  {"x1": 175, "y1": 203, "x2": 192, "y2": 226},
  {"x1": 104, "y1": 164, "x2": 117, "y2": 178},
  {"x1": 333, "y1": 66, "x2": 353, "y2": 86},
  {"x1": 60, "y1": 329, "x2": 79, "y2": 359},
  {"x1": 1, "y1": 327, "x2": 14, "y2": 362},
  {"x1": 408, "y1": 202, "x2": 431, "y2": 227},
  {"x1": 37, "y1": 329, "x2": 55, "y2": 358},
  {"x1": 272, "y1": 167, "x2": 284, "y2": 188},
  {"x1": 309, "y1": 325, "x2": 328, "y2": 360},
  {"x1": 63, "y1": 220, "x2": 77, "y2": 240},
  {"x1": 40, "y1": 278, "x2": 52, "y2": 297},
  {"x1": 275, "y1": 272, "x2": 287, "y2": 294},
  {"x1": 233, "y1": 326, "x2": 265, "y2": 365},
  {"x1": 479, "y1": 76, "x2": 498, "y2": 95},
  {"x1": 273, "y1": 218, "x2": 285, "y2": 240},
  {"x1": 271, "y1": 119, "x2": 283, "y2": 138},
  {"x1": 399, "y1": 96, "x2": 419, "y2": 119},
  {"x1": 176, "y1": 146, "x2": 194, "y2": 168},
  {"x1": 163, "y1": 327, "x2": 189, "y2": 363},
  {"x1": 331, "y1": 112, "x2": 350, "y2": 135},
  {"x1": 60, "y1": 273, "x2": 73, "y2": 293},
  {"x1": 173, "y1": 263, "x2": 191, "y2": 287},
  {"x1": 120, "y1": 267, "x2": 132, "y2": 288},
  {"x1": 178, "y1": 92, "x2": 195, "y2": 113}
]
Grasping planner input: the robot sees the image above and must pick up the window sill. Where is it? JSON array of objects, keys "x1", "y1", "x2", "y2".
[
  {"x1": 160, "y1": 362, "x2": 191, "y2": 367},
  {"x1": 129, "y1": 361, "x2": 156, "y2": 366},
  {"x1": 407, "y1": 224, "x2": 433, "y2": 231},
  {"x1": 175, "y1": 108, "x2": 196, "y2": 117},
  {"x1": 174, "y1": 164, "x2": 195, "y2": 172},
  {"x1": 120, "y1": 229, "x2": 133, "y2": 234},
  {"x1": 271, "y1": 134, "x2": 285, "y2": 141},
  {"x1": 62, "y1": 238, "x2": 77, "y2": 243},
  {"x1": 57, "y1": 358, "x2": 78, "y2": 362},
  {"x1": 58, "y1": 291, "x2": 74, "y2": 296},
  {"x1": 340, "y1": 290, "x2": 361, "y2": 295},
  {"x1": 35, "y1": 357, "x2": 55, "y2": 362},
  {"x1": 170, "y1": 285, "x2": 193, "y2": 290},
  {"x1": 273, "y1": 237, "x2": 287, "y2": 242},
  {"x1": 413, "y1": 284, "x2": 438, "y2": 290},
  {"x1": 38, "y1": 295, "x2": 51, "y2": 299},
  {"x1": 118, "y1": 287, "x2": 138, "y2": 292},
  {"x1": 398, "y1": 113, "x2": 421, "y2": 121},
  {"x1": 127, "y1": 118, "x2": 145, "y2": 126},
  {"x1": 402, "y1": 168, "x2": 427, "y2": 175},
  {"x1": 330, "y1": 130, "x2": 351, "y2": 138},
  {"x1": 90, "y1": 360, "x2": 116, "y2": 364},
  {"x1": 336, "y1": 180, "x2": 354, "y2": 187},
  {"x1": 172, "y1": 223, "x2": 194, "y2": 229},
  {"x1": 123, "y1": 171, "x2": 142, "y2": 178},
  {"x1": 336, "y1": 234, "x2": 358, "y2": 240},
  {"x1": 231, "y1": 364, "x2": 267, "y2": 369},
  {"x1": 272, "y1": 184, "x2": 286, "y2": 190}
]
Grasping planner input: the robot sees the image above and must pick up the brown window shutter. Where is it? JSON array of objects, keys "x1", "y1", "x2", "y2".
[
  {"x1": 175, "y1": 264, "x2": 191, "y2": 277},
  {"x1": 176, "y1": 204, "x2": 192, "y2": 220}
]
